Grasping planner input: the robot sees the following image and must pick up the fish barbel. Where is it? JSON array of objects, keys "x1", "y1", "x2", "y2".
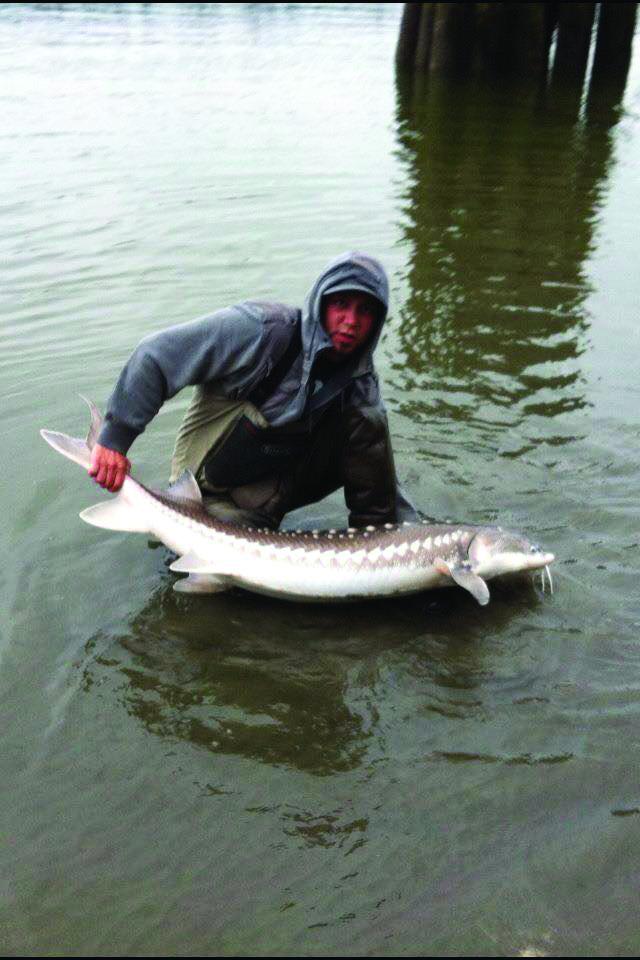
[{"x1": 40, "y1": 398, "x2": 555, "y2": 605}]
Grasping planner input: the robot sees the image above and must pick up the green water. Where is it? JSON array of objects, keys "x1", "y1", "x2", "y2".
[{"x1": 3, "y1": 4, "x2": 640, "y2": 956}]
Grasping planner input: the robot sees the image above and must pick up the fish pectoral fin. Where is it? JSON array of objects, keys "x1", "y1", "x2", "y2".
[
  {"x1": 173, "y1": 574, "x2": 229, "y2": 594},
  {"x1": 434, "y1": 559, "x2": 490, "y2": 606},
  {"x1": 170, "y1": 552, "x2": 229, "y2": 575}
]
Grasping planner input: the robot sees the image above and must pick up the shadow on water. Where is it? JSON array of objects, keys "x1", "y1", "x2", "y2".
[
  {"x1": 391, "y1": 73, "x2": 623, "y2": 456},
  {"x1": 77, "y1": 557, "x2": 548, "y2": 777}
]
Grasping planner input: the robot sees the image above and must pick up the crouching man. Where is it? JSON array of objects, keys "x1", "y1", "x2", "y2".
[{"x1": 89, "y1": 251, "x2": 417, "y2": 530}]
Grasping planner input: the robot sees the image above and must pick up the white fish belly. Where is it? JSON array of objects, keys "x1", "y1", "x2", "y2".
[{"x1": 229, "y1": 554, "x2": 443, "y2": 601}]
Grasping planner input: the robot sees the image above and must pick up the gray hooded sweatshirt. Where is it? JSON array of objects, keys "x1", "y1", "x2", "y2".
[{"x1": 98, "y1": 252, "x2": 416, "y2": 524}]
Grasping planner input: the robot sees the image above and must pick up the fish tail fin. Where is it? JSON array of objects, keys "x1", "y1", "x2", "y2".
[
  {"x1": 79, "y1": 395, "x2": 103, "y2": 452},
  {"x1": 40, "y1": 396, "x2": 104, "y2": 470},
  {"x1": 40, "y1": 429, "x2": 92, "y2": 470},
  {"x1": 80, "y1": 495, "x2": 150, "y2": 533}
]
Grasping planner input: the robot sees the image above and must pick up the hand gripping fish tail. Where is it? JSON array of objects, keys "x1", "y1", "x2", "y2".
[{"x1": 41, "y1": 398, "x2": 555, "y2": 606}]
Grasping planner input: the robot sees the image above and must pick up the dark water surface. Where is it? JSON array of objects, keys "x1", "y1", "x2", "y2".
[{"x1": 3, "y1": 4, "x2": 640, "y2": 956}]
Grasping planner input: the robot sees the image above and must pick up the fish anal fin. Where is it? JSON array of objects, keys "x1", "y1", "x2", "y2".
[
  {"x1": 170, "y1": 552, "x2": 228, "y2": 575},
  {"x1": 173, "y1": 574, "x2": 229, "y2": 594},
  {"x1": 435, "y1": 559, "x2": 490, "y2": 606},
  {"x1": 164, "y1": 470, "x2": 203, "y2": 506}
]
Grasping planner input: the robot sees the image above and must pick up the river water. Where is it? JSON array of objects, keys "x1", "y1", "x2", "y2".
[{"x1": 3, "y1": 3, "x2": 640, "y2": 956}]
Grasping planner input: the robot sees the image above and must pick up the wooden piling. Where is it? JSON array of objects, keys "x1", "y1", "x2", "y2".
[
  {"x1": 395, "y1": 2, "x2": 637, "y2": 94},
  {"x1": 415, "y1": 3, "x2": 435, "y2": 72},
  {"x1": 553, "y1": 2, "x2": 596, "y2": 81},
  {"x1": 428, "y1": 2, "x2": 476, "y2": 76},
  {"x1": 473, "y1": 2, "x2": 549, "y2": 77},
  {"x1": 591, "y1": 1, "x2": 638, "y2": 84},
  {"x1": 396, "y1": 1, "x2": 423, "y2": 69}
]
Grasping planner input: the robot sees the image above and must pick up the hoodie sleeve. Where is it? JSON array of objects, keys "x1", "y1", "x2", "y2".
[{"x1": 97, "y1": 305, "x2": 266, "y2": 454}]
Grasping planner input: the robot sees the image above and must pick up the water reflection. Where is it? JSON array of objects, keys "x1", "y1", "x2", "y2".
[
  {"x1": 77, "y1": 566, "x2": 539, "y2": 775},
  {"x1": 280, "y1": 806, "x2": 368, "y2": 852},
  {"x1": 392, "y1": 74, "x2": 622, "y2": 448}
]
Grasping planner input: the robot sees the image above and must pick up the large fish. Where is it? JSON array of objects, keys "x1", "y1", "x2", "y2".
[{"x1": 41, "y1": 399, "x2": 555, "y2": 605}]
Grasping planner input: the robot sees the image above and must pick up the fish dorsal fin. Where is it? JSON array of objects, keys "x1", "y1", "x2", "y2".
[
  {"x1": 435, "y1": 559, "x2": 490, "y2": 606},
  {"x1": 80, "y1": 395, "x2": 103, "y2": 451},
  {"x1": 164, "y1": 470, "x2": 203, "y2": 505}
]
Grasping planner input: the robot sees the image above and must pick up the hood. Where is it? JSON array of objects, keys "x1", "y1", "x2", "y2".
[
  {"x1": 301, "y1": 251, "x2": 389, "y2": 377},
  {"x1": 259, "y1": 252, "x2": 390, "y2": 430}
]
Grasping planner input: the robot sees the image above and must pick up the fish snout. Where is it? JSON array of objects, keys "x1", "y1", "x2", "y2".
[{"x1": 528, "y1": 551, "x2": 555, "y2": 570}]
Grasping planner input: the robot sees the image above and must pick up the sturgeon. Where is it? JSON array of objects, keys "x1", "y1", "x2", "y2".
[{"x1": 41, "y1": 399, "x2": 555, "y2": 605}]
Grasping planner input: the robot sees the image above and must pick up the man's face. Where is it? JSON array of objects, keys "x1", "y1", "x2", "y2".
[{"x1": 322, "y1": 291, "x2": 378, "y2": 358}]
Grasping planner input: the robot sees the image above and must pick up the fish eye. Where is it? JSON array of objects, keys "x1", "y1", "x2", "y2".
[{"x1": 530, "y1": 545, "x2": 540, "y2": 553}]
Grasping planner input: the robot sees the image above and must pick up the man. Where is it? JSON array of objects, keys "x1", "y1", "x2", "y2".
[{"x1": 89, "y1": 251, "x2": 416, "y2": 529}]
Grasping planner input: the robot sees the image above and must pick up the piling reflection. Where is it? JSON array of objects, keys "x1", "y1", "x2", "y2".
[
  {"x1": 392, "y1": 74, "x2": 623, "y2": 449},
  {"x1": 77, "y1": 567, "x2": 537, "y2": 775}
]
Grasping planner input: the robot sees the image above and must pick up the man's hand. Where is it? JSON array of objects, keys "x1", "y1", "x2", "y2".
[{"x1": 89, "y1": 444, "x2": 131, "y2": 493}]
